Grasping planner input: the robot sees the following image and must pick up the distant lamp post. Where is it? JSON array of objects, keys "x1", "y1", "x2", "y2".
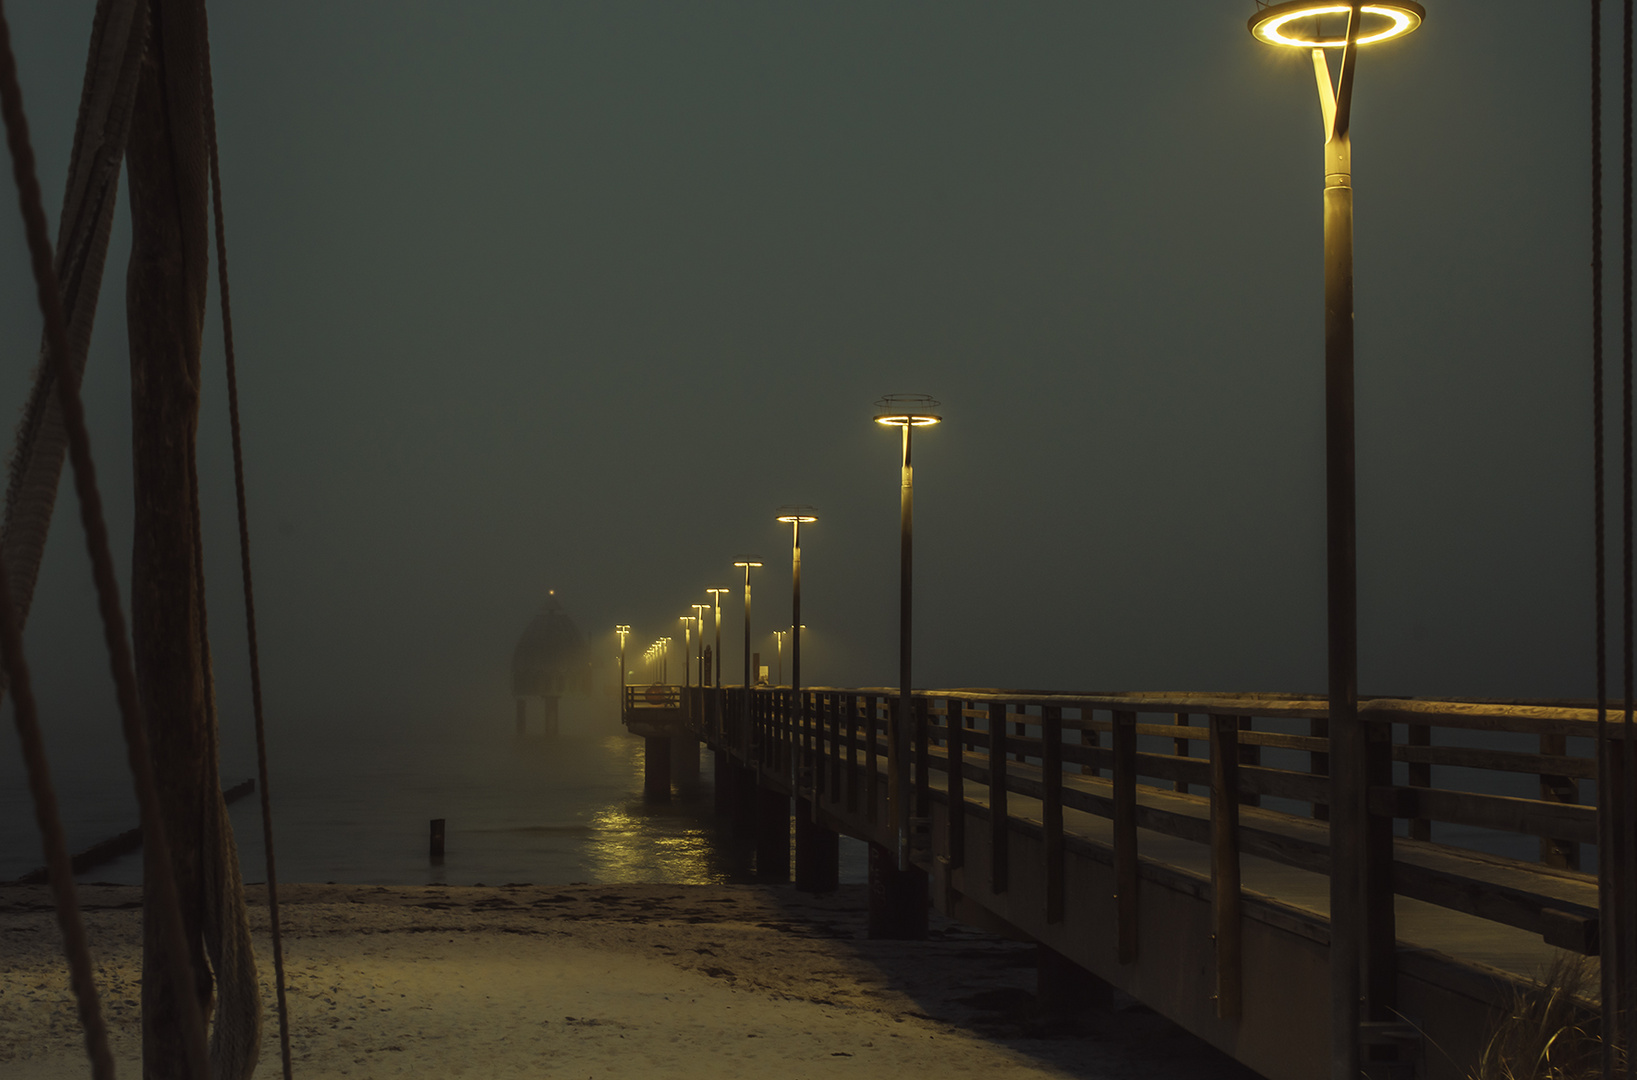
[
  {"x1": 660, "y1": 637, "x2": 671, "y2": 684},
  {"x1": 679, "y1": 617, "x2": 696, "y2": 689},
  {"x1": 772, "y1": 630, "x2": 787, "y2": 686},
  {"x1": 733, "y1": 558, "x2": 763, "y2": 690},
  {"x1": 707, "y1": 588, "x2": 730, "y2": 687},
  {"x1": 1248, "y1": 4, "x2": 1422, "y2": 1075},
  {"x1": 691, "y1": 604, "x2": 709, "y2": 687},
  {"x1": 875, "y1": 394, "x2": 941, "y2": 869},
  {"x1": 776, "y1": 507, "x2": 817, "y2": 788},
  {"x1": 616, "y1": 625, "x2": 631, "y2": 708}
]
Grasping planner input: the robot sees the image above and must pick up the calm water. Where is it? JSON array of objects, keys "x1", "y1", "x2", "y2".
[{"x1": 0, "y1": 708, "x2": 870, "y2": 887}]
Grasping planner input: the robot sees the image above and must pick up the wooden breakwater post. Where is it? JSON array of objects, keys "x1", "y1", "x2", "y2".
[{"x1": 429, "y1": 818, "x2": 446, "y2": 860}]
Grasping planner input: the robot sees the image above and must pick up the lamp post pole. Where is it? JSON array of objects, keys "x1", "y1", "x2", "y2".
[
  {"x1": 734, "y1": 560, "x2": 762, "y2": 740},
  {"x1": 616, "y1": 625, "x2": 630, "y2": 716},
  {"x1": 708, "y1": 589, "x2": 729, "y2": 687},
  {"x1": 692, "y1": 604, "x2": 709, "y2": 686},
  {"x1": 777, "y1": 509, "x2": 817, "y2": 791},
  {"x1": 875, "y1": 396, "x2": 942, "y2": 870},
  {"x1": 772, "y1": 630, "x2": 786, "y2": 686},
  {"x1": 1248, "y1": 6, "x2": 1423, "y2": 1076}
]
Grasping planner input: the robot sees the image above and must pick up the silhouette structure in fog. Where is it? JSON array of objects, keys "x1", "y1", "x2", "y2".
[{"x1": 512, "y1": 591, "x2": 590, "y2": 736}]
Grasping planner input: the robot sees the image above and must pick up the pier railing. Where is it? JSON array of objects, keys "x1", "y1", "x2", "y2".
[{"x1": 697, "y1": 686, "x2": 1611, "y2": 968}]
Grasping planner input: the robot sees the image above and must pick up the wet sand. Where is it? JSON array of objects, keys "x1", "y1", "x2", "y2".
[{"x1": 1, "y1": 882, "x2": 1255, "y2": 1079}]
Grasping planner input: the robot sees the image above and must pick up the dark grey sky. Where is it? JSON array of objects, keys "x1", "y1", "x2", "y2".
[{"x1": 0, "y1": 1, "x2": 1610, "y2": 765}]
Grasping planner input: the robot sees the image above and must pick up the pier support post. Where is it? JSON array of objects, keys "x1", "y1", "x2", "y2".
[
  {"x1": 541, "y1": 695, "x2": 560, "y2": 738},
  {"x1": 643, "y1": 737, "x2": 672, "y2": 802},
  {"x1": 867, "y1": 842, "x2": 927, "y2": 939},
  {"x1": 731, "y1": 763, "x2": 758, "y2": 837},
  {"x1": 755, "y1": 784, "x2": 790, "y2": 881},
  {"x1": 671, "y1": 735, "x2": 701, "y2": 785},
  {"x1": 793, "y1": 798, "x2": 839, "y2": 893},
  {"x1": 713, "y1": 750, "x2": 735, "y2": 816}
]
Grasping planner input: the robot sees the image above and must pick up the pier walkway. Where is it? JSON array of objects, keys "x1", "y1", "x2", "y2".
[{"x1": 624, "y1": 685, "x2": 1617, "y2": 1080}]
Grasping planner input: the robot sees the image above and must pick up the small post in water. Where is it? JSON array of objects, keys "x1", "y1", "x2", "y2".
[{"x1": 429, "y1": 818, "x2": 446, "y2": 860}]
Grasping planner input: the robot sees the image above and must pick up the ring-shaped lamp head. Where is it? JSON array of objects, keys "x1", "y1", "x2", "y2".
[
  {"x1": 874, "y1": 393, "x2": 942, "y2": 427},
  {"x1": 1248, "y1": 2, "x2": 1424, "y2": 47},
  {"x1": 776, "y1": 505, "x2": 818, "y2": 525}
]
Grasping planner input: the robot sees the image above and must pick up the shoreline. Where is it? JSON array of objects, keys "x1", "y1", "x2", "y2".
[{"x1": 2, "y1": 882, "x2": 1254, "y2": 1078}]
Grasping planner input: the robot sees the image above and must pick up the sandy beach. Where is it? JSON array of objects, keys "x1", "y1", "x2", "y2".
[{"x1": 0, "y1": 881, "x2": 1259, "y2": 1079}]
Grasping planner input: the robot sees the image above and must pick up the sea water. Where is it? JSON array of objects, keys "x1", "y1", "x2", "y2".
[{"x1": 0, "y1": 704, "x2": 871, "y2": 887}]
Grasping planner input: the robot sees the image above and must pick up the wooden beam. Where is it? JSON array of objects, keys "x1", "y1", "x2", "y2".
[
  {"x1": 1043, "y1": 705, "x2": 1064, "y2": 924},
  {"x1": 1210, "y1": 713, "x2": 1242, "y2": 1020},
  {"x1": 1114, "y1": 710, "x2": 1138, "y2": 964},
  {"x1": 1173, "y1": 713, "x2": 1191, "y2": 794},
  {"x1": 990, "y1": 701, "x2": 1009, "y2": 895},
  {"x1": 947, "y1": 698, "x2": 965, "y2": 871}
]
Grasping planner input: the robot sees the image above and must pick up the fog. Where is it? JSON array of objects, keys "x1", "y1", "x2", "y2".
[{"x1": 0, "y1": 1, "x2": 1614, "y2": 802}]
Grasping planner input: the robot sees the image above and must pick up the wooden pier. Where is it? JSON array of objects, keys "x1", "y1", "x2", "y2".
[{"x1": 625, "y1": 685, "x2": 1623, "y2": 1080}]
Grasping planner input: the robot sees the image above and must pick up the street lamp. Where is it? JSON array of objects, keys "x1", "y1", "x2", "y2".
[
  {"x1": 660, "y1": 637, "x2": 671, "y2": 684},
  {"x1": 692, "y1": 603, "x2": 709, "y2": 687},
  {"x1": 776, "y1": 508, "x2": 816, "y2": 790},
  {"x1": 707, "y1": 588, "x2": 730, "y2": 687},
  {"x1": 679, "y1": 617, "x2": 696, "y2": 689},
  {"x1": 1248, "y1": 5, "x2": 1422, "y2": 1075},
  {"x1": 772, "y1": 630, "x2": 787, "y2": 686},
  {"x1": 733, "y1": 558, "x2": 762, "y2": 689},
  {"x1": 616, "y1": 625, "x2": 631, "y2": 711},
  {"x1": 875, "y1": 394, "x2": 941, "y2": 870}
]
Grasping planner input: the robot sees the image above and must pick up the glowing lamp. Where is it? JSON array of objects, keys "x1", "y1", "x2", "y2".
[
  {"x1": 1248, "y1": 2, "x2": 1423, "y2": 48},
  {"x1": 873, "y1": 393, "x2": 941, "y2": 427}
]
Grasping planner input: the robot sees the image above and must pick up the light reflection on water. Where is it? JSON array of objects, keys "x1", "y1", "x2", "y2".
[{"x1": 1, "y1": 720, "x2": 795, "y2": 886}]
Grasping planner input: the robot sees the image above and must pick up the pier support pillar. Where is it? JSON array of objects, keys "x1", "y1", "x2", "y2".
[
  {"x1": 755, "y1": 784, "x2": 790, "y2": 881},
  {"x1": 731, "y1": 764, "x2": 758, "y2": 837},
  {"x1": 793, "y1": 798, "x2": 839, "y2": 893},
  {"x1": 867, "y1": 842, "x2": 927, "y2": 939},
  {"x1": 541, "y1": 695, "x2": 560, "y2": 738},
  {"x1": 643, "y1": 737, "x2": 672, "y2": 802},
  {"x1": 671, "y1": 735, "x2": 701, "y2": 785},
  {"x1": 712, "y1": 750, "x2": 735, "y2": 816}
]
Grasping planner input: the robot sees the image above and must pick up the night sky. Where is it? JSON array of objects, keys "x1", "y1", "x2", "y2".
[{"x1": 0, "y1": 2, "x2": 1613, "y2": 770}]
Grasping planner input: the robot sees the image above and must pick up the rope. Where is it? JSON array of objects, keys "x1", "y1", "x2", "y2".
[
  {"x1": 1593, "y1": 5, "x2": 1616, "y2": 1077},
  {"x1": 0, "y1": 2, "x2": 212, "y2": 1077},
  {"x1": 200, "y1": 5, "x2": 294, "y2": 1075},
  {"x1": 1624, "y1": 0, "x2": 1637, "y2": 1065}
]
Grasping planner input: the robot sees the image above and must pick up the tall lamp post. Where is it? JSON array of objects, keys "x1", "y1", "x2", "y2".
[
  {"x1": 734, "y1": 559, "x2": 762, "y2": 687},
  {"x1": 875, "y1": 394, "x2": 941, "y2": 870},
  {"x1": 616, "y1": 625, "x2": 630, "y2": 714},
  {"x1": 776, "y1": 508, "x2": 817, "y2": 789},
  {"x1": 1248, "y1": 5, "x2": 1423, "y2": 1076},
  {"x1": 772, "y1": 630, "x2": 787, "y2": 686},
  {"x1": 679, "y1": 617, "x2": 696, "y2": 689},
  {"x1": 691, "y1": 604, "x2": 709, "y2": 686},
  {"x1": 707, "y1": 588, "x2": 729, "y2": 687}
]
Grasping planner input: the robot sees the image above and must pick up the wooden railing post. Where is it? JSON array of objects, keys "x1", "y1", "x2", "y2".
[
  {"x1": 989, "y1": 701, "x2": 1009, "y2": 895},
  {"x1": 1538, "y1": 732, "x2": 1580, "y2": 869},
  {"x1": 1407, "y1": 721, "x2": 1431, "y2": 842},
  {"x1": 1210, "y1": 712, "x2": 1242, "y2": 1021},
  {"x1": 1113, "y1": 709, "x2": 1138, "y2": 963},
  {"x1": 915, "y1": 696, "x2": 930, "y2": 820},
  {"x1": 1043, "y1": 704, "x2": 1064, "y2": 924},
  {"x1": 948, "y1": 698, "x2": 965, "y2": 871},
  {"x1": 865, "y1": 694, "x2": 880, "y2": 824},
  {"x1": 846, "y1": 693, "x2": 860, "y2": 813},
  {"x1": 1174, "y1": 712, "x2": 1191, "y2": 794},
  {"x1": 1237, "y1": 716, "x2": 1260, "y2": 808},
  {"x1": 1310, "y1": 716, "x2": 1330, "y2": 822}
]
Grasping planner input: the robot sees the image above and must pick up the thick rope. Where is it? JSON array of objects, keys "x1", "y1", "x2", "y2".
[
  {"x1": 0, "y1": 3, "x2": 212, "y2": 1077},
  {"x1": 1594, "y1": 6, "x2": 1616, "y2": 1078},
  {"x1": 199, "y1": 6, "x2": 294, "y2": 1075},
  {"x1": 0, "y1": 0, "x2": 146, "y2": 682},
  {"x1": 1624, "y1": 1, "x2": 1637, "y2": 1067}
]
